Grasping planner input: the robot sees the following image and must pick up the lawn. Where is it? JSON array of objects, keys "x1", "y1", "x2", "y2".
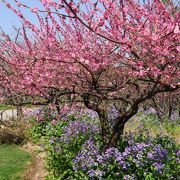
[
  {"x1": 0, "y1": 104, "x2": 15, "y2": 110},
  {"x1": 0, "y1": 145, "x2": 31, "y2": 180}
]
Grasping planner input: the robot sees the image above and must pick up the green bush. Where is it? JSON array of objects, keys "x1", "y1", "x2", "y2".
[{"x1": 29, "y1": 111, "x2": 179, "y2": 179}]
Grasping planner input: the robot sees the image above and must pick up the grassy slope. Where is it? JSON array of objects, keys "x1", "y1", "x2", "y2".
[
  {"x1": 0, "y1": 145, "x2": 31, "y2": 180},
  {"x1": 125, "y1": 114, "x2": 180, "y2": 144}
]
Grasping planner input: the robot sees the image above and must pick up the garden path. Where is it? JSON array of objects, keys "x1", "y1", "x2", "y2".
[{"x1": 22, "y1": 142, "x2": 48, "y2": 180}]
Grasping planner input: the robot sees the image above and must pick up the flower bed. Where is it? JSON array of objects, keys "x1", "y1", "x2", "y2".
[{"x1": 29, "y1": 109, "x2": 180, "y2": 179}]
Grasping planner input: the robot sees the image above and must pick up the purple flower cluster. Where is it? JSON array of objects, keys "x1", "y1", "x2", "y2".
[
  {"x1": 74, "y1": 138, "x2": 100, "y2": 172},
  {"x1": 67, "y1": 109, "x2": 99, "y2": 121},
  {"x1": 108, "y1": 106, "x2": 120, "y2": 121},
  {"x1": 79, "y1": 109, "x2": 99, "y2": 120},
  {"x1": 73, "y1": 138, "x2": 130, "y2": 177},
  {"x1": 153, "y1": 162, "x2": 165, "y2": 173},
  {"x1": 49, "y1": 137, "x2": 56, "y2": 144},
  {"x1": 73, "y1": 136, "x2": 178, "y2": 178},
  {"x1": 147, "y1": 144, "x2": 168, "y2": 161},
  {"x1": 176, "y1": 150, "x2": 180, "y2": 157},
  {"x1": 123, "y1": 174, "x2": 136, "y2": 180},
  {"x1": 176, "y1": 150, "x2": 180, "y2": 164},
  {"x1": 60, "y1": 120, "x2": 99, "y2": 143},
  {"x1": 104, "y1": 147, "x2": 128, "y2": 169}
]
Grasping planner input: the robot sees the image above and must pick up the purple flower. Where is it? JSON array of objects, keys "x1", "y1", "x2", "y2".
[
  {"x1": 53, "y1": 146, "x2": 61, "y2": 152},
  {"x1": 104, "y1": 147, "x2": 119, "y2": 158},
  {"x1": 147, "y1": 152, "x2": 154, "y2": 160},
  {"x1": 136, "y1": 153, "x2": 143, "y2": 160},
  {"x1": 115, "y1": 153, "x2": 123, "y2": 163},
  {"x1": 49, "y1": 138, "x2": 55, "y2": 144},
  {"x1": 128, "y1": 140, "x2": 134, "y2": 145},
  {"x1": 154, "y1": 144, "x2": 161, "y2": 150},
  {"x1": 60, "y1": 120, "x2": 99, "y2": 143},
  {"x1": 176, "y1": 150, "x2": 180, "y2": 157},
  {"x1": 161, "y1": 149, "x2": 168, "y2": 157},
  {"x1": 123, "y1": 174, "x2": 136, "y2": 180},
  {"x1": 147, "y1": 145, "x2": 168, "y2": 161},
  {"x1": 153, "y1": 162, "x2": 164, "y2": 173},
  {"x1": 123, "y1": 147, "x2": 131, "y2": 157},
  {"x1": 87, "y1": 169, "x2": 103, "y2": 177},
  {"x1": 97, "y1": 155, "x2": 104, "y2": 163},
  {"x1": 73, "y1": 138, "x2": 100, "y2": 172}
]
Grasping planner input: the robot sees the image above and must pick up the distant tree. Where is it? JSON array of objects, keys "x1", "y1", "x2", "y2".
[{"x1": 148, "y1": 92, "x2": 179, "y2": 121}]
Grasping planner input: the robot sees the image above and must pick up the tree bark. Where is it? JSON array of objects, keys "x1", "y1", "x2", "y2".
[
  {"x1": 105, "y1": 105, "x2": 138, "y2": 148},
  {"x1": 16, "y1": 105, "x2": 23, "y2": 117},
  {"x1": 168, "y1": 105, "x2": 173, "y2": 120},
  {"x1": 55, "y1": 99, "x2": 61, "y2": 114},
  {"x1": 106, "y1": 122, "x2": 125, "y2": 148},
  {"x1": 97, "y1": 110, "x2": 110, "y2": 145}
]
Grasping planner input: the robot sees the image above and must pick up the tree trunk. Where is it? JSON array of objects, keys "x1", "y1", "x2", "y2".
[
  {"x1": 105, "y1": 118, "x2": 126, "y2": 148},
  {"x1": 99, "y1": 116, "x2": 110, "y2": 145},
  {"x1": 105, "y1": 106, "x2": 139, "y2": 149},
  {"x1": 55, "y1": 99, "x2": 61, "y2": 114},
  {"x1": 16, "y1": 105, "x2": 23, "y2": 117},
  {"x1": 98, "y1": 110, "x2": 110, "y2": 145},
  {"x1": 168, "y1": 105, "x2": 173, "y2": 120}
]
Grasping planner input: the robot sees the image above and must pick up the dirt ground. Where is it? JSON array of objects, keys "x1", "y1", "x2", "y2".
[{"x1": 21, "y1": 143, "x2": 48, "y2": 180}]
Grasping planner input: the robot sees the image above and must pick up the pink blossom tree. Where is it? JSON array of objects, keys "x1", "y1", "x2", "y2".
[{"x1": 0, "y1": 0, "x2": 179, "y2": 147}]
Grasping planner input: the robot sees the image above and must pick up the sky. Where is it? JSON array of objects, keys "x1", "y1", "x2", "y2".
[
  {"x1": 0, "y1": 0, "x2": 42, "y2": 36},
  {"x1": 0, "y1": 0, "x2": 179, "y2": 36},
  {"x1": 0, "y1": 0, "x2": 83, "y2": 36}
]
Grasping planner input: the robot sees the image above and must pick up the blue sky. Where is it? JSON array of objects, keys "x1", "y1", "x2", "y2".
[
  {"x1": 0, "y1": 1, "x2": 20, "y2": 35},
  {"x1": 0, "y1": 0, "x2": 42, "y2": 36},
  {"x1": 0, "y1": 0, "x2": 82, "y2": 36},
  {"x1": 0, "y1": 0, "x2": 179, "y2": 36}
]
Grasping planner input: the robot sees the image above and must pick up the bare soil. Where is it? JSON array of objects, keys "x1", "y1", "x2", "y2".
[{"x1": 21, "y1": 143, "x2": 48, "y2": 180}]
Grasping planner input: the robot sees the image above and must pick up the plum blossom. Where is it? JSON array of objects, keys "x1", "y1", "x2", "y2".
[{"x1": 30, "y1": 7, "x2": 39, "y2": 13}]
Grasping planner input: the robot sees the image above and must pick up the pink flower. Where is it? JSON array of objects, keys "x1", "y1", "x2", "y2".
[
  {"x1": 30, "y1": 7, "x2": 39, "y2": 13},
  {"x1": 52, "y1": 119, "x2": 57, "y2": 125},
  {"x1": 151, "y1": 33, "x2": 159, "y2": 41},
  {"x1": 151, "y1": 67, "x2": 161, "y2": 77},
  {"x1": 42, "y1": 0, "x2": 52, "y2": 3},
  {"x1": 16, "y1": 2, "x2": 22, "y2": 7},
  {"x1": 176, "y1": 46, "x2": 180, "y2": 52},
  {"x1": 103, "y1": 11, "x2": 109, "y2": 20},
  {"x1": 143, "y1": 29, "x2": 150, "y2": 36},
  {"x1": 6, "y1": 3, "x2": 12, "y2": 9},
  {"x1": 99, "y1": 20, "x2": 105, "y2": 27},
  {"x1": 139, "y1": 70, "x2": 146, "y2": 77},
  {"x1": 137, "y1": 61, "x2": 144, "y2": 68},
  {"x1": 174, "y1": 24, "x2": 179, "y2": 34}
]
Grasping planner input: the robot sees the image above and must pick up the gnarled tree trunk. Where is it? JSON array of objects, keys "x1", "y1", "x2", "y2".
[
  {"x1": 97, "y1": 105, "x2": 139, "y2": 149},
  {"x1": 97, "y1": 110, "x2": 110, "y2": 145}
]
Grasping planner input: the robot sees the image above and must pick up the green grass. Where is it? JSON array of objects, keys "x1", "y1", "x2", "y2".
[
  {"x1": 0, "y1": 104, "x2": 15, "y2": 110},
  {"x1": 125, "y1": 113, "x2": 180, "y2": 144},
  {"x1": 0, "y1": 103, "x2": 41, "y2": 110},
  {"x1": 0, "y1": 145, "x2": 31, "y2": 180}
]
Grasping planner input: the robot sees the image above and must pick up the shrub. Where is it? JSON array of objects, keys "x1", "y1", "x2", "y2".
[
  {"x1": 44, "y1": 118, "x2": 100, "y2": 179},
  {"x1": 30, "y1": 110, "x2": 179, "y2": 179},
  {"x1": 0, "y1": 127, "x2": 25, "y2": 145},
  {"x1": 74, "y1": 135, "x2": 179, "y2": 179}
]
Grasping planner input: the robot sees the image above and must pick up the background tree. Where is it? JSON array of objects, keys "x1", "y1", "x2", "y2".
[{"x1": 145, "y1": 92, "x2": 180, "y2": 121}]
